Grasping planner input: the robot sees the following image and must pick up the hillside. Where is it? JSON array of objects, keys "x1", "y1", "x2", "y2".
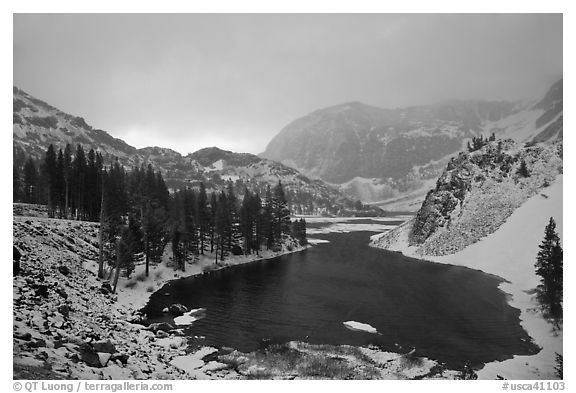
[
  {"x1": 262, "y1": 80, "x2": 563, "y2": 205},
  {"x1": 13, "y1": 88, "x2": 380, "y2": 217},
  {"x1": 372, "y1": 140, "x2": 562, "y2": 256},
  {"x1": 371, "y1": 141, "x2": 563, "y2": 379}
]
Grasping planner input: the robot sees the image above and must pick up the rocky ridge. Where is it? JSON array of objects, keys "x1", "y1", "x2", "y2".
[{"x1": 372, "y1": 139, "x2": 563, "y2": 256}]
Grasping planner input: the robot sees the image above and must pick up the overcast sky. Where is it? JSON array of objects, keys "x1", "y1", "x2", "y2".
[{"x1": 13, "y1": 14, "x2": 562, "y2": 155}]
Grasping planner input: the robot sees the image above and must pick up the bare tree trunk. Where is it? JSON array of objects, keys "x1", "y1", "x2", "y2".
[
  {"x1": 97, "y1": 179, "x2": 105, "y2": 279},
  {"x1": 145, "y1": 236, "x2": 150, "y2": 277},
  {"x1": 112, "y1": 240, "x2": 121, "y2": 293}
]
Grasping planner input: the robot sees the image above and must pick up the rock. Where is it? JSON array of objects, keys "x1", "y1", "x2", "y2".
[
  {"x1": 35, "y1": 284, "x2": 49, "y2": 298},
  {"x1": 35, "y1": 351, "x2": 49, "y2": 361},
  {"x1": 111, "y1": 353, "x2": 130, "y2": 365},
  {"x1": 148, "y1": 322, "x2": 175, "y2": 333},
  {"x1": 57, "y1": 304, "x2": 70, "y2": 317},
  {"x1": 168, "y1": 304, "x2": 188, "y2": 316},
  {"x1": 55, "y1": 286, "x2": 68, "y2": 299},
  {"x1": 49, "y1": 315, "x2": 65, "y2": 328},
  {"x1": 162, "y1": 307, "x2": 169, "y2": 313},
  {"x1": 77, "y1": 343, "x2": 102, "y2": 368},
  {"x1": 100, "y1": 282, "x2": 113, "y2": 294},
  {"x1": 57, "y1": 265, "x2": 71, "y2": 276},
  {"x1": 231, "y1": 245, "x2": 243, "y2": 256},
  {"x1": 14, "y1": 331, "x2": 32, "y2": 341},
  {"x1": 97, "y1": 352, "x2": 112, "y2": 367},
  {"x1": 156, "y1": 330, "x2": 169, "y2": 338},
  {"x1": 92, "y1": 340, "x2": 116, "y2": 354},
  {"x1": 29, "y1": 338, "x2": 47, "y2": 348}
]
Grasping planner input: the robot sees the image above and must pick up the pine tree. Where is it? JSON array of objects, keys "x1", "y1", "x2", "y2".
[
  {"x1": 263, "y1": 185, "x2": 274, "y2": 249},
  {"x1": 272, "y1": 181, "x2": 291, "y2": 244},
  {"x1": 517, "y1": 159, "x2": 530, "y2": 178},
  {"x1": 214, "y1": 191, "x2": 230, "y2": 262},
  {"x1": 535, "y1": 217, "x2": 563, "y2": 305},
  {"x1": 62, "y1": 144, "x2": 73, "y2": 218},
  {"x1": 44, "y1": 144, "x2": 58, "y2": 217},
  {"x1": 196, "y1": 183, "x2": 210, "y2": 254}
]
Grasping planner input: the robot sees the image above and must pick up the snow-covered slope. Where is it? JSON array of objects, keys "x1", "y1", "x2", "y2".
[
  {"x1": 436, "y1": 177, "x2": 562, "y2": 380},
  {"x1": 376, "y1": 177, "x2": 562, "y2": 379},
  {"x1": 482, "y1": 79, "x2": 563, "y2": 144},
  {"x1": 371, "y1": 140, "x2": 563, "y2": 379}
]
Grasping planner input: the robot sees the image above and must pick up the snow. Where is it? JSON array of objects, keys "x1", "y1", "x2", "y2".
[
  {"x1": 343, "y1": 321, "x2": 378, "y2": 334},
  {"x1": 211, "y1": 159, "x2": 224, "y2": 171},
  {"x1": 307, "y1": 238, "x2": 330, "y2": 245},
  {"x1": 307, "y1": 222, "x2": 397, "y2": 235},
  {"x1": 173, "y1": 308, "x2": 206, "y2": 326},
  {"x1": 170, "y1": 347, "x2": 219, "y2": 378},
  {"x1": 434, "y1": 176, "x2": 563, "y2": 380},
  {"x1": 373, "y1": 176, "x2": 563, "y2": 379},
  {"x1": 483, "y1": 108, "x2": 545, "y2": 143}
]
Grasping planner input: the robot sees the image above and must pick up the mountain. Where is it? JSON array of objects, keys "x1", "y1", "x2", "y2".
[
  {"x1": 261, "y1": 80, "x2": 563, "y2": 205},
  {"x1": 13, "y1": 87, "x2": 382, "y2": 217}
]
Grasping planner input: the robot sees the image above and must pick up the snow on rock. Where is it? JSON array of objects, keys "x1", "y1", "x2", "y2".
[
  {"x1": 343, "y1": 321, "x2": 378, "y2": 334},
  {"x1": 170, "y1": 347, "x2": 219, "y2": 378}
]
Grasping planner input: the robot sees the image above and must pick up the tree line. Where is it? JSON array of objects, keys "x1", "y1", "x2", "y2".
[{"x1": 14, "y1": 144, "x2": 307, "y2": 289}]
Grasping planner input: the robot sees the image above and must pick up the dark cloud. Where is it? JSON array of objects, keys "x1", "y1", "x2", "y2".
[{"x1": 14, "y1": 14, "x2": 562, "y2": 154}]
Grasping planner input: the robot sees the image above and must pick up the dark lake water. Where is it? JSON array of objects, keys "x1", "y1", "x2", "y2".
[{"x1": 143, "y1": 220, "x2": 538, "y2": 369}]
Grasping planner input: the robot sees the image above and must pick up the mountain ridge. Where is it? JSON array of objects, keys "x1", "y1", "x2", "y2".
[
  {"x1": 261, "y1": 80, "x2": 563, "y2": 204},
  {"x1": 13, "y1": 87, "x2": 381, "y2": 217}
]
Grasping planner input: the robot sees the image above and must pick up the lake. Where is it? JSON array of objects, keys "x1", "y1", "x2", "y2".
[{"x1": 143, "y1": 218, "x2": 538, "y2": 369}]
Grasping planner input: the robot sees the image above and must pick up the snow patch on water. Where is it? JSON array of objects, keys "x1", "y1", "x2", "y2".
[
  {"x1": 307, "y1": 238, "x2": 330, "y2": 245},
  {"x1": 174, "y1": 308, "x2": 206, "y2": 326},
  {"x1": 343, "y1": 321, "x2": 378, "y2": 334}
]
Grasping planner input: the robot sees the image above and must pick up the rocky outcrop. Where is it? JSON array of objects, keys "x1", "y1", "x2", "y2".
[{"x1": 373, "y1": 139, "x2": 563, "y2": 256}]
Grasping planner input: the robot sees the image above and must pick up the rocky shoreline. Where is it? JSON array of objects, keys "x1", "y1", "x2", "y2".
[
  {"x1": 13, "y1": 212, "x2": 462, "y2": 380},
  {"x1": 12, "y1": 213, "x2": 311, "y2": 380}
]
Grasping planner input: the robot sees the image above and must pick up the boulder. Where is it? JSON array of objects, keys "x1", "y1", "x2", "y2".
[
  {"x1": 92, "y1": 340, "x2": 116, "y2": 354},
  {"x1": 14, "y1": 331, "x2": 32, "y2": 341},
  {"x1": 110, "y1": 353, "x2": 129, "y2": 365},
  {"x1": 35, "y1": 284, "x2": 49, "y2": 298},
  {"x1": 77, "y1": 343, "x2": 102, "y2": 368},
  {"x1": 168, "y1": 304, "x2": 188, "y2": 316},
  {"x1": 55, "y1": 286, "x2": 68, "y2": 299},
  {"x1": 57, "y1": 265, "x2": 71, "y2": 276},
  {"x1": 57, "y1": 304, "x2": 70, "y2": 317},
  {"x1": 97, "y1": 352, "x2": 112, "y2": 367},
  {"x1": 148, "y1": 322, "x2": 175, "y2": 333},
  {"x1": 100, "y1": 282, "x2": 113, "y2": 295}
]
